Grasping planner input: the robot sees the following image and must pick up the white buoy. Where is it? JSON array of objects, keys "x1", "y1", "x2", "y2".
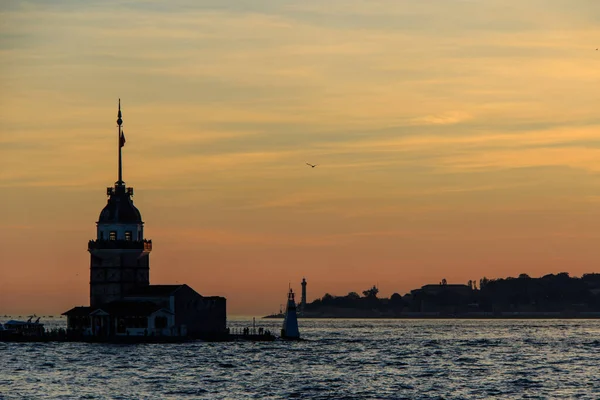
[{"x1": 281, "y1": 288, "x2": 300, "y2": 339}]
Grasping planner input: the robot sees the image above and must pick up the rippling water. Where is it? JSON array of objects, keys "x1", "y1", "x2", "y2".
[{"x1": 1, "y1": 318, "x2": 600, "y2": 399}]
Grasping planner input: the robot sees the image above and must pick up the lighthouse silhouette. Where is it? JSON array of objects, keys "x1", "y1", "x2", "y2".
[{"x1": 281, "y1": 288, "x2": 300, "y2": 339}]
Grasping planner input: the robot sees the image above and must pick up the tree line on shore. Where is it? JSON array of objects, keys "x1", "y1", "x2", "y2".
[{"x1": 304, "y1": 273, "x2": 600, "y2": 314}]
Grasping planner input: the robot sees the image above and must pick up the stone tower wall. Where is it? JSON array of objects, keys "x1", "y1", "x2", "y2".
[{"x1": 89, "y1": 250, "x2": 150, "y2": 307}]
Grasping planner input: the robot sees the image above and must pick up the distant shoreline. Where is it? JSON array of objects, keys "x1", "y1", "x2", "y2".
[{"x1": 264, "y1": 312, "x2": 600, "y2": 319}]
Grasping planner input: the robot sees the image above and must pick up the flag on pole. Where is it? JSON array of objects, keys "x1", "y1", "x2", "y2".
[{"x1": 120, "y1": 130, "x2": 126, "y2": 147}]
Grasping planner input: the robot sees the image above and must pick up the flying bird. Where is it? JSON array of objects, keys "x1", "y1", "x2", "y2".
[{"x1": 306, "y1": 162, "x2": 318, "y2": 168}]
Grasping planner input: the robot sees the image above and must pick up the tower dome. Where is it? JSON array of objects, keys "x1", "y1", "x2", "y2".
[{"x1": 98, "y1": 185, "x2": 142, "y2": 224}]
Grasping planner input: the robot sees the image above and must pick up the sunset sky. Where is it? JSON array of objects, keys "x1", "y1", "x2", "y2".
[{"x1": 2, "y1": 0, "x2": 600, "y2": 315}]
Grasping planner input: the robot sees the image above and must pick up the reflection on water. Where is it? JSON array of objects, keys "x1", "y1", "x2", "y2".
[{"x1": 1, "y1": 318, "x2": 600, "y2": 399}]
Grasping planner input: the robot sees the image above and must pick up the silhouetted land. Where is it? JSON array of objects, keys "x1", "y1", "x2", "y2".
[{"x1": 265, "y1": 273, "x2": 600, "y2": 318}]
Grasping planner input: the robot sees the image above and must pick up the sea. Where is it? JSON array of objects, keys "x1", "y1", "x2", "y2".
[{"x1": 1, "y1": 317, "x2": 600, "y2": 399}]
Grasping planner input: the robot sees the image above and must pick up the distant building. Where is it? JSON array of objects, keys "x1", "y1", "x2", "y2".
[{"x1": 63, "y1": 101, "x2": 226, "y2": 338}]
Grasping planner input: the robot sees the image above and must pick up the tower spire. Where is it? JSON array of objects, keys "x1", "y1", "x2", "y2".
[{"x1": 117, "y1": 99, "x2": 123, "y2": 185}]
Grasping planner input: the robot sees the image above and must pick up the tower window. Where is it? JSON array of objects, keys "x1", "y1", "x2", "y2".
[
  {"x1": 125, "y1": 231, "x2": 132, "y2": 241},
  {"x1": 109, "y1": 231, "x2": 117, "y2": 241},
  {"x1": 100, "y1": 231, "x2": 104, "y2": 240}
]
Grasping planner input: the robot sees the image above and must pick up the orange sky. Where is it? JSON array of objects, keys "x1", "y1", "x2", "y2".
[{"x1": 2, "y1": 0, "x2": 600, "y2": 315}]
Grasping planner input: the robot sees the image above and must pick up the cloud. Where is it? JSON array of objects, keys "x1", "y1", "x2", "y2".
[
  {"x1": 2, "y1": 6, "x2": 600, "y2": 212},
  {"x1": 409, "y1": 111, "x2": 473, "y2": 126},
  {"x1": 155, "y1": 225, "x2": 440, "y2": 248},
  {"x1": 437, "y1": 147, "x2": 600, "y2": 173}
]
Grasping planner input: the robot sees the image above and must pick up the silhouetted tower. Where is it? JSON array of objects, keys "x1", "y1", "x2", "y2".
[
  {"x1": 88, "y1": 100, "x2": 152, "y2": 307},
  {"x1": 301, "y1": 277, "x2": 307, "y2": 311}
]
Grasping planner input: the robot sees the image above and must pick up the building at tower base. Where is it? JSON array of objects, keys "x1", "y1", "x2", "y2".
[
  {"x1": 62, "y1": 101, "x2": 226, "y2": 339},
  {"x1": 63, "y1": 285, "x2": 226, "y2": 338}
]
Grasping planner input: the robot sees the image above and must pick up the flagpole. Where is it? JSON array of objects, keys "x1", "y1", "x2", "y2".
[
  {"x1": 118, "y1": 126, "x2": 123, "y2": 184},
  {"x1": 117, "y1": 99, "x2": 123, "y2": 185}
]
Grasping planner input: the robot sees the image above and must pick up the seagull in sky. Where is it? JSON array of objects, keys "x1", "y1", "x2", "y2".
[{"x1": 306, "y1": 162, "x2": 318, "y2": 168}]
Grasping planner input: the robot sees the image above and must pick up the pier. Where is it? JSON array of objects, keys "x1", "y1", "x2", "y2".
[{"x1": 0, "y1": 319, "x2": 277, "y2": 343}]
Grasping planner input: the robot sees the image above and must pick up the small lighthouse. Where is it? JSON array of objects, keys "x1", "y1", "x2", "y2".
[
  {"x1": 281, "y1": 288, "x2": 300, "y2": 339},
  {"x1": 300, "y1": 277, "x2": 307, "y2": 312}
]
